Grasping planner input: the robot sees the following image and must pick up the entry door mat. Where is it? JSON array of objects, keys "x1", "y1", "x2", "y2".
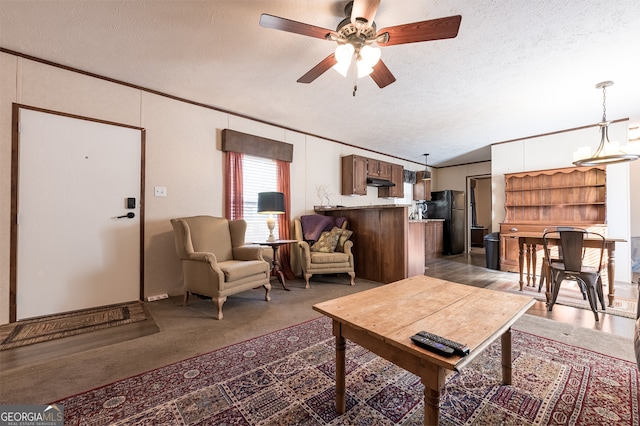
[
  {"x1": 487, "y1": 279, "x2": 637, "y2": 319},
  {"x1": 0, "y1": 302, "x2": 148, "y2": 350},
  {"x1": 54, "y1": 317, "x2": 639, "y2": 425}
]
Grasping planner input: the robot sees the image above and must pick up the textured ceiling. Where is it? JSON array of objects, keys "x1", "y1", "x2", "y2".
[{"x1": 1, "y1": 0, "x2": 639, "y2": 167}]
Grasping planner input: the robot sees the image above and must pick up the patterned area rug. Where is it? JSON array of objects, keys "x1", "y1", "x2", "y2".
[
  {"x1": 0, "y1": 302, "x2": 148, "y2": 350},
  {"x1": 54, "y1": 317, "x2": 639, "y2": 425},
  {"x1": 486, "y1": 279, "x2": 637, "y2": 319}
]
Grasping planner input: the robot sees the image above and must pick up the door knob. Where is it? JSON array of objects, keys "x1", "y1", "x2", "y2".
[{"x1": 116, "y1": 212, "x2": 135, "y2": 219}]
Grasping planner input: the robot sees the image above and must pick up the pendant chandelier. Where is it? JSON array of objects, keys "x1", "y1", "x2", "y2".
[
  {"x1": 573, "y1": 81, "x2": 640, "y2": 167},
  {"x1": 421, "y1": 154, "x2": 432, "y2": 180}
]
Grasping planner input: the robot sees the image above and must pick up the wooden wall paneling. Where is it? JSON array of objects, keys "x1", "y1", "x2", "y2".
[
  {"x1": 379, "y1": 208, "x2": 408, "y2": 282},
  {"x1": 321, "y1": 207, "x2": 409, "y2": 283}
]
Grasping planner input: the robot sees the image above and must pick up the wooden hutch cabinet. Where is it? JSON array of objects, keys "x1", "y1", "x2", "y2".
[{"x1": 499, "y1": 166, "x2": 606, "y2": 272}]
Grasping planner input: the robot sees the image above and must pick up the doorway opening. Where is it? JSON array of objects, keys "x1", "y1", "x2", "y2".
[{"x1": 467, "y1": 175, "x2": 492, "y2": 255}]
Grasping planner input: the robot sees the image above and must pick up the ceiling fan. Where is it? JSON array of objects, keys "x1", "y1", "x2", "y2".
[{"x1": 259, "y1": 0, "x2": 461, "y2": 92}]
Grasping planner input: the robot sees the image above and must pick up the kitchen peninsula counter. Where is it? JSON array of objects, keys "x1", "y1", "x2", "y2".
[
  {"x1": 314, "y1": 204, "x2": 408, "y2": 211},
  {"x1": 315, "y1": 205, "x2": 419, "y2": 283},
  {"x1": 409, "y1": 219, "x2": 444, "y2": 265}
]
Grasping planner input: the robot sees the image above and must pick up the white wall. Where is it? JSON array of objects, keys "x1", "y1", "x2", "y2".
[
  {"x1": 434, "y1": 162, "x2": 492, "y2": 193},
  {"x1": 0, "y1": 52, "x2": 422, "y2": 324},
  {"x1": 491, "y1": 122, "x2": 634, "y2": 282}
]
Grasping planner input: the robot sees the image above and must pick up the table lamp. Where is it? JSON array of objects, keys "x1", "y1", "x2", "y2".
[{"x1": 257, "y1": 192, "x2": 285, "y2": 242}]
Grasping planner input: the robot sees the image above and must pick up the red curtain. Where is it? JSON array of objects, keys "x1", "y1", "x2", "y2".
[
  {"x1": 277, "y1": 160, "x2": 295, "y2": 279},
  {"x1": 225, "y1": 152, "x2": 243, "y2": 220}
]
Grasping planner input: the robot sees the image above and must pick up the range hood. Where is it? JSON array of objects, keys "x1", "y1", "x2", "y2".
[{"x1": 366, "y1": 177, "x2": 395, "y2": 187}]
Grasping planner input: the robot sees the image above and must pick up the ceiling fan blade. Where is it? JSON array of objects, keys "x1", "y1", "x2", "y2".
[
  {"x1": 377, "y1": 15, "x2": 462, "y2": 46},
  {"x1": 297, "y1": 54, "x2": 338, "y2": 84},
  {"x1": 350, "y1": 0, "x2": 381, "y2": 27},
  {"x1": 370, "y1": 59, "x2": 396, "y2": 88},
  {"x1": 259, "y1": 14, "x2": 335, "y2": 40}
]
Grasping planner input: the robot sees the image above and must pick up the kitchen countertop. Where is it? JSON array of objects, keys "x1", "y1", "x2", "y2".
[{"x1": 314, "y1": 204, "x2": 409, "y2": 211}]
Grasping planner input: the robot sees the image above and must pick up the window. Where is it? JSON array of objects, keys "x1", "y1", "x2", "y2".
[{"x1": 242, "y1": 155, "x2": 279, "y2": 243}]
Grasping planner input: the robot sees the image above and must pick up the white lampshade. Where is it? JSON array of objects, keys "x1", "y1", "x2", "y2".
[
  {"x1": 356, "y1": 61, "x2": 373, "y2": 78},
  {"x1": 625, "y1": 140, "x2": 640, "y2": 155},
  {"x1": 359, "y1": 45, "x2": 381, "y2": 67},
  {"x1": 334, "y1": 43, "x2": 355, "y2": 64},
  {"x1": 573, "y1": 146, "x2": 591, "y2": 163},
  {"x1": 332, "y1": 60, "x2": 351, "y2": 77}
]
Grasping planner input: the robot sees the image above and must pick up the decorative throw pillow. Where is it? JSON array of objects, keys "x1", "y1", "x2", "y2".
[
  {"x1": 310, "y1": 227, "x2": 342, "y2": 252},
  {"x1": 335, "y1": 229, "x2": 353, "y2": 252}
]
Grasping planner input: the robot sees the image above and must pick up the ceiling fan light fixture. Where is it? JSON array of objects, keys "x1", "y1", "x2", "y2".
[
  {"x1": 332, "y1": 60, "x2": 351, "y2": 77},
  {"x1": 359, "y1": 45, "x2": 381, "y2": 67},
  {"x1": 573, "y1": 81, "x2": 640, "y2": 167},
  {"x1": 334, "y1": 43, "x2": 355, "y2": 64},
  {"x1": 356, "y1": 61, "x2": 374, "y2": 78}
]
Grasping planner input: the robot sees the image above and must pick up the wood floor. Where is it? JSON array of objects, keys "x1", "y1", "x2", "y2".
[
  {"x1": 424, "y1": 252, "x2": 638, "y2": 339},
  {"x1": 2, "y1": 252, "x2": 637, "y2": 372}
]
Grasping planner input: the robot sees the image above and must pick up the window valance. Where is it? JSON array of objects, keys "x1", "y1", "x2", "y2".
[{"x1": 221, "y1": 129, "x2": 293, "y2": 163}]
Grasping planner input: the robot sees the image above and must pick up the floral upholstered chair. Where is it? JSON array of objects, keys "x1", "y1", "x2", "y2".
[{"x1": 293, "y1": 215, "x2": 355, "y2": 288}]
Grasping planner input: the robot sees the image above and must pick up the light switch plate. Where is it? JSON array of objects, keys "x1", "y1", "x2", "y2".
[{"x1": 154, "y1": 186, "x2": 167, "y2": 197}]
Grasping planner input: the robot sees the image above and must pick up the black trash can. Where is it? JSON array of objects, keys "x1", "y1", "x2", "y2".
[{"x1": 484, "y1": 232, "x2": 500, "y2": 270}]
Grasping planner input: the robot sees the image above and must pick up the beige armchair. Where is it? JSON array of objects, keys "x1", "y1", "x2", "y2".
[
  {"x1": 171, "y1": 216, "x2": 271, "y2": 319},
  {"x1": 293, "y1": 217, "x2": 355, "y2": 288}
]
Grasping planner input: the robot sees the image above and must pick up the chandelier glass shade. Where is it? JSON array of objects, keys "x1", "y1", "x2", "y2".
[{"x1": 573, "y1": 81, "x2": 640, "y2": 167}]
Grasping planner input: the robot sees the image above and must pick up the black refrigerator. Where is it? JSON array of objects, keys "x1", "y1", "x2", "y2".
[{"x1": 426, "y1": 190, "x2": 465, "y2": 255}]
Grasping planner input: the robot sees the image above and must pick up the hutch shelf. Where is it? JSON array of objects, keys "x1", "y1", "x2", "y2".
[{"x1": 499, "y1": 165, "x2": 606, "y2": 272}]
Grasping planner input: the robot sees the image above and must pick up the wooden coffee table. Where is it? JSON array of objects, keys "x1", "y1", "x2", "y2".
[{"x1": 313, "y1": 275, "x2": 535, "y2": 425}]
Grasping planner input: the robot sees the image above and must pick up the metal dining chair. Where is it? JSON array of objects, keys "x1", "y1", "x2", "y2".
[
  {"x1": 538, "y1": 227, "x2": 587, "y2": 300},
  {"x1": 543, "y1": 228, "x2": 606, "y2": 321}
]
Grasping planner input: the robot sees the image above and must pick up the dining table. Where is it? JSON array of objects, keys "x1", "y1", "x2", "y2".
[{"x1": 513, "y1": 231, "x2": 625, "y2": 307}]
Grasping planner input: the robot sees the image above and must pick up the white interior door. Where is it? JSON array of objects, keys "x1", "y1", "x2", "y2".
[{"x1": 16, "y1": 108, "x2": 141, "y2": 320}]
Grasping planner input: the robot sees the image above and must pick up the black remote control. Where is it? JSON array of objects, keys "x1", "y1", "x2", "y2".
[
  {"x1": 410, "y1": 334, "x2": 455, "y2": 356},
  {"x1": 417, "y1": 331, "x2": 469, "y2": 356}
]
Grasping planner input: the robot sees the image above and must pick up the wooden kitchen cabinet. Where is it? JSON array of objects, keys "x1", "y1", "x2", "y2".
[
  {"x1": 407, "y1": 220, "x2": 442, "y2": 274},
  {"x1": 378, "y1": 163, "x2": 405, "y2": 198},
  {"x1": 407, "y1": 221, "x2": 426, "y2": 276},
  {"x1": 424, "y1": 221, "x2": 443, "y2": 259},
  {"x1": 341, "y1": 154, "x2": 367, "y2": 195},
  {"x1": 413, "y1": 171, "x2": 432, "y2": 200},
  {"x1": 367, "y1": 159, "x2": 392, "y2": 180}
]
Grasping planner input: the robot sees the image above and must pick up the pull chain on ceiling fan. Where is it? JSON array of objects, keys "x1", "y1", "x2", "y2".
[{"x1": 259, "y1": 0, "x2": 462, "y2": 93}]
